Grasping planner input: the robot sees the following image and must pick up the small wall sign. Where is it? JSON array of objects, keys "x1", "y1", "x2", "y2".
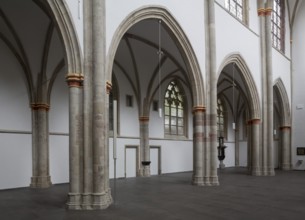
[{"x1": 297, "y1": 147, "x2": 305, "y2": 155}]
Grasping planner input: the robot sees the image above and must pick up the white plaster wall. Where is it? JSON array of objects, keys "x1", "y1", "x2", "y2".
[
  {"x1": 117, "y1": 81, "x2": 139, "y2": 138},
  {"x1": 0, "y1": 134, "x2": 31, "y2": 190},
  {"x1": 292, "y1": 1, "x2": 305, "y2": 170},
  {"x1": 106, "y1": 0, "x2": 206, "y2": 82},
  {"x1": 223, "y1": 142, "x2": 235, "y2": 167},
  {"x1": 48, "y1": 48, "x2": 69, "y2": 184},
  {"x1": 215, "y1": 0, "x2": 259, "y2": 35},
  {"x1": 215, "y1": 4, "x2": 262, "y2": 101},
  {"x1": 239, "y1": 141, "x2": 247, "y2": 167},
  {"x1": 272, "y1": 50, "x2": 291, "y2": 102},
  {"x1": 0, "y1": 41, "x2": 31, "y2": 131},
  {"x1": 49, "y1": 135, "x2": 69, "y2": 184},
  {"x1": 109, "y1": 137, "x2": 193, "y2": 178},
  {"x1": 0, "y1": 40, "x2": 32, "y2": 190},
  {"x1": 150, "y1": 139, "x2": 192, "y2": 174},
  {"x1": 49, "y1": 71, "x2": 69, "y2": 133},
  {"x1": 64, "y1": 0, "x2": 83, "y2": 53},
  {"x1": 109, "y1": 138, "x2": 140, "y2": 178}
]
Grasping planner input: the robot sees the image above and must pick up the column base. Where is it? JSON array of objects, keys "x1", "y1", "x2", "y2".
[
  {"x1": 139, "y1": 167, "x2": 150, "y2": 177},
  {"x1": 92, "y1": 191, "x2": 112, "y2": 210},
  {"x1": 219, "y1": 161, "x2": 225, "y2": 169},
  {"x1": 30, "y1": 176, "x2": 52, "y2": 188},
  {"x1": 67, "y1": 193, "x2": 82, "y2": 210},
  {"x1": 192, "y1": 175, "x2": 204, "y2": 186},
  {"x1": 281, "y1": 163, "x2": 292, "y2": 171},
  {"x1": 209, "y1": 176, "x2": 219, "y2": 186},
  {"x1": 266, "y1": 167, "x2": 275, "y2": 176},
  {"x1": 202, "y1": 176, "x2": 219, "y2": 186},
  {"x1": 250, "y1": 167, "x2": 261, "y2": 176},
  {"x1": 81, "y1": 193, "x2": 93, "y2": 210}
]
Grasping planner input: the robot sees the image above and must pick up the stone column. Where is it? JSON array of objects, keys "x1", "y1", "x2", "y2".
[
  {"x1": 235, "y1": 126, "x2": 240, "y2": 166},
  {"x1": 265, "y1": 0, "x2": 275, "y2": 176},
  {"x1": 30, "y1": 103, "x2": 52, "y2": 188},
  {"x1": 192, "y1": 106, "x2": 205, "y2": 185},
  {"x1": 82, "y1": 0, "x2": 93, "y2": 210},
  {"x1": 280, "y1": 126, "x2": 292, "y2": 170},
  {"x1": 257, "y1": 0, "x2": 268, "y2": 175},
  {"x1": 204, "y1": 0, "x2": 219, "y2": 186},
  {"x1": 247, "y1": 121, "x2": 252, "y2": 172},
  {"x1": 66, "y1": 74, "x2": 84, "y2": 210},
  {"x1": 105, "y1": 81, "x2": 112, "y2": 204},
  {"x1": 249, "y1": 119, "x2": 261, "y2": 176},
  {"x1": 139, "y1": 116, "x2": 150, "y2": 177},
  {"x1": 91, "y1": 0, "x2": 112, "y2": 209}
]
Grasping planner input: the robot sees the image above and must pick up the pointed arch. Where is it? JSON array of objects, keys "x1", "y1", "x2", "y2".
[
  {"x1": 106, "y1": 6, "x2": 205, "y2": 107},
  {"x1": 217, "y1": 53, "x2": 261, "y2": 119},
  {"x1": 46, "y1": 0, "x2": 82, "y2": 73},
  {"x1": 273, "y1": 78, "x2": 291, "y2": 126}
]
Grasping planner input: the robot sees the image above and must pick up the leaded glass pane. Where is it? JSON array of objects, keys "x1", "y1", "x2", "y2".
[
  {"x1": 164, "y1": 80, "x2": 185, "y2": 136},
  {"x1": 165, "y1": 106, "x2": 170, "y2": 115},
  {"x1": 225, "y1": 0, "x2": 245, "y2": 22},
  {"x1": 178, "y1": 127, "x2": 184, "y2": 135},
  {"x1": 165, "y1": 125, "x2": 170, "y2": 134},
  {"x1": 271, "y1": 0, "x2": 285, "y2": 52},
  {"x1": 171, "y1": 117, "x2": 177, "y2": 126},
  {"x1": 178, "y1": 118, "x2": 184, "y2": 126},
  {"x1": 171, "y1": 126, "x2": 177, "y2": 135},
  {"x1": 165, "y1": 116, "x2": 170, "y2": 125}
]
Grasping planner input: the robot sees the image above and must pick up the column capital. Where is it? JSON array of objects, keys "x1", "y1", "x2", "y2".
[
  {"x1": 66, "y1": 73, "x2": 84, "y2": 87},
  {"x1": 265, "y1": 7, "x2": 273, "y2": 16},
  {"x1": 192, "y1": 106, "x2": 206, "y2": 114},
  {"x1": 106, "y1": 81, "x2": 112, "y2": 94},
  {"x1": 247, "y1": 118, "x2": 261, "y2": 125},
  {"x1": 257, "y1": 8, "x2": 266, "y2": 16},
  {"x1": 139, "y1": 116, "x2": 149, "y2": 122},
  {"x1": 279, "y1": 126, "x2": 291, "y2": 131},
  {"x1": 31, "y1": 103, "x2": 50, "y2": 111}
]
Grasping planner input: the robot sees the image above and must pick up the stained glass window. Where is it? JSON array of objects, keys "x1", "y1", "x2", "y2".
[
  {"x1": 271, "y1": 0, "x2": 285, "y2": 52},
  {"x1": 164, "y1": 80, "x2": 185, "y2": 136}
]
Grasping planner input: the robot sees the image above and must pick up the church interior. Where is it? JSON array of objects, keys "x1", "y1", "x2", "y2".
[{"x1": 0, "y1": 0, "x2": 305, "y2": 219}]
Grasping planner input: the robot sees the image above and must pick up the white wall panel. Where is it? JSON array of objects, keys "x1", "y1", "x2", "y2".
[
  {"x1": 0, "y1": 41, "x2": 31, "y2": 131},
  {"x1": 49, "y1": 135, "x2": 69, "y2": 184},
  {"x1": 150, "y1": 148, "x2": 159, "y2": 175},
  {"x1": 292, "y1": 1, "x2": 305, "y2": 170},
  {"x1": 0, "y1": 134, "x2": 31, "y2": 190},
  {"x1": 239, "y1": 141, "x2": 247, "y2": 167},
  {"x1": 49, "y1": 70, "x2": 69, "y2": 133},
  {"x1": 125, "y1": 148, "x2": 137, "y2": 178}
]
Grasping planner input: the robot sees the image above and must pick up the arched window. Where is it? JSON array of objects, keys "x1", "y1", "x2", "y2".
[
  {"x1": 272, "y1": 0, "x2": 285, "y2": 52},
  {"x1": 217, "y1": 98, "x2": 225, "y2": 138},
  {"x1": 225, "y1": 0, "x2": 248, "y2": 24},
  {"x1": 164, "y1": 80, "x2": 185, "y2": 136}
]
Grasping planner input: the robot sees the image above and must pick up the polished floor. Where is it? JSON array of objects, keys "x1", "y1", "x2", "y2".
[{"x1": 0, "y1": 168, "x2": 305, "y2": 220}]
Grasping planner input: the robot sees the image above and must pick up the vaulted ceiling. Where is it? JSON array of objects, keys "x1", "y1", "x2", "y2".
[{"x1": 0, "y1": 0, "x2": 65, "y2": 102}]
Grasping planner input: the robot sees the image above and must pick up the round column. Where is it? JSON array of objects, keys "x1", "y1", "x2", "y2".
[
  {"x1": 91, "y1": 0, "x2": 112, "y2": 209},
  {"x1": 140, "y1": 116, "x2": 150, "y2": 177},
  {"x1": 250, "y1": 119, "x2": 261, "y2": 176},
  {"x1": 192, "y1": 106, "x2": 205, "y2": 186},
  {"x1": 82, "y1": 0, "x2": 93, "y2": 209},
  {"x1": 265, "y1": 1, "x2": 275, "y2": 176},
  {"x1": 280, "y1": 126, "x2": 292, "y2": 170},
  {"x1": 30, "y1": 103, "x2": 52, "y2": 188},
  {"x1": 66, "y1": 73, "x2": 83, "y2": 210}
]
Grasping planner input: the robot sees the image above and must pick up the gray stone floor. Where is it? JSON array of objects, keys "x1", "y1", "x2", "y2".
[{"x1": 0, "y1": 168, "x2": 305, "y2": 220}]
